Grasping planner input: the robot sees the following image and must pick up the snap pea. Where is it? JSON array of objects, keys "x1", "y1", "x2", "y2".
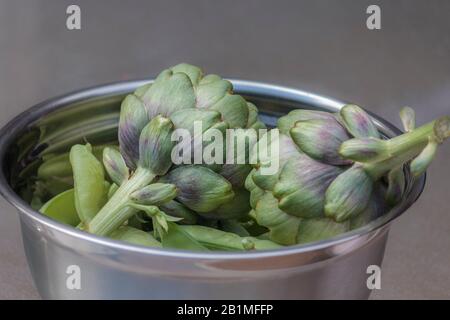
[
  {"x1": 70, "y1": 144, "x2": 108, "y2": 224},
  {"x1": 179, "y1": 225, "x2": 282, "y2": 251},
  {"x1": 110, "y1": 226, "x2": 161, "y2": 247},
  {"x1": 38, "y1": 144, "x2": 116, "y2": 180},
  {"x1": 161, "y1": 222, "x2": 209, "y2": 251},
  {"x1": 39, "y1": 189, "x2": 80, "y2": 226},
  {"x1": 38, "y1": 153, "x2": 73, "y2": 180}
]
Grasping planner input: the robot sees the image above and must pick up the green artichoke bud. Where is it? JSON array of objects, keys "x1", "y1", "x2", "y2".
[
  {"x1": 196, "y1": 74, "x2": 232, "y2": 108},
  {"x1": 86, "y1": 63, "x2": 265, "y2": 236},
  {"x1": 273, "y1": 154, "x2": 344, "y2": 218},
  {"x1": 142, "y1": 70, "x2": 197, "y2": 118},
  {"x1": 296, "y1": 218, "x2": 350, "y2": 244},
  {"x1": 139, "y1": 115, "x2": 175, "y2": 175},
  {"x1": 339, "y1": 138, "x2": 387, "y2": 162},
  {"x1": 324, "y1": 165, "x2": 373, "y2": 222},
  {"x1": 134, "y1": 83, "x2": 152, "y2": 98},
  {"x1": 350, "y1": 183, "x2": 389, "y2": 229},
  {"x1": 170, "y1": 108, "x2": 226, "y2": 166},
  {"x1": 162, "y1": 165, "x2": 234, "y2": 213},
  {"x1": 246, "y1": 102, "x2": 265, "y2": 129},
  {"x1": 130, "y1": 183, "x2": 178, "y2": 206},
  {"x1": 384, "y1": 167, "x2": 405, "y2": 206},
  {"x1": 249, "y1": 104, "x2": 449, "y2": 245},
  {"x1": 290, "y1": 118, "x2": 351, "y2": 165},
  {"x1": 399, "y1": 106, "x2": 415, "y2": 132},
  {"x1": 103, "y1": 147, "x2": 129, "y2": 185},
  {"x1": 277, "y1": 109, "x2": 336, "y2": 135},
  {"x1": 252, "y1": 192, "x2": 301, "y2": 245},
  {"x1": 410, "y1": 138, "x2": 438, "y2": 177},
  {"x1": 220, "y1": 128, "x2": 260, "y2": 188},
  {"x1": 200, "y1": 188, "x2": 250, "y2": 220},
  {"x1": 433, "y1": 116, "x2": 450, "y2": 142},
  {"x1": 209, "y1": 94, "x2": 249, "y2": 128},
  {"x1": 118, "y1": 94, "x2": 149, "y2": 169},
  {"x1": 339, "y1": 104, "x2": 380, "y2": 138}
]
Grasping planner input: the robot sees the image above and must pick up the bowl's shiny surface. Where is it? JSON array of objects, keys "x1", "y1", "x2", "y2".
[{"x1": 0, "y1": 80, "x2": 425, "y2": 299}]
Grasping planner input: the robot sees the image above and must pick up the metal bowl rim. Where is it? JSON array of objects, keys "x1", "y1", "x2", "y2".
[{"x1": 0, "y1": 78, "x2": 426, "y2": 260}]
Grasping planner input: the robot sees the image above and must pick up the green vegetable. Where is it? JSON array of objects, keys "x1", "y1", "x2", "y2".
[
  {"x1": 161, "y1": 223, "x2": 209, "y2": 251},
  {"x1": 179, "y1": 225, "x2": 282, "y2": 251},
  {"x1": 110, "y1": 226, "x2": 161, "y2": 247},
  {"x1": 70, "y1": 144, "x2": 109, "y2": 225},
  {"x1": 29, "y1": 63, "x2": 449, "y2": 252},
  {"x1": 248, "y1": 106, "x2": 449, "y2": 245},
  {"x1": 85, "y1": 63, "x2": 264, "y2": 236},
  {"x1": 40, "y1": 189, "x2": 80, "y2": 226}
]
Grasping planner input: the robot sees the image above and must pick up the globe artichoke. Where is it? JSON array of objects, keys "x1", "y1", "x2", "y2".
[
  {"x1": 247, "y1": 105, "x2": 449, "y2": 245},
  {"x1": 83, "y1": 63, "x2": 265, "y2": 236}
]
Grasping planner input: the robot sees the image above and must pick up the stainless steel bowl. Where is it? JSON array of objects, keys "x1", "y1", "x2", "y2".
[{"x1": 0, "y1": 80, "x2": 425, "y2": 299}]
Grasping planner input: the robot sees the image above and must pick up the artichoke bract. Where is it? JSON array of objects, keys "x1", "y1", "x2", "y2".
[
  {"x1": 247, "y1": 105, "x2": 449, "y2": 245},
  {"x1": 85, "y1": 63, "x2": 265, "y2": 236}
]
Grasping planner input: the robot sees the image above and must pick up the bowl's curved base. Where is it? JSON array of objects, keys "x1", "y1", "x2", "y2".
[{"x1": 21, "y1": 215, "x2": 388, "y2": 300}]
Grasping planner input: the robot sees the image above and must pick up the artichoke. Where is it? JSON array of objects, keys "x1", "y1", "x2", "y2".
[
  {"x1": 31, "y1": 62, "x2": 448, "y2": 251},
  {"x1": 85, "y1": 63, "x2": 265, "y2": 236},
  {"x1": 247, "y1": 105, "x2": 449, "y2": 245}
]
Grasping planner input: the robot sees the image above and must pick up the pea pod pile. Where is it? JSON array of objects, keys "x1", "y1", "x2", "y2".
[{"x1": 32, "y1": 63, "x2": 449, "y2": 251}]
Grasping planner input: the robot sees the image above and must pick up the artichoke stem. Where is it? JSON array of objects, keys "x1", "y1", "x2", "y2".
[
  {"x1": 87, "y1": 167, "x2": 156, "y2": 235},
  {"x1": 364, "y1": 118, "x2": 447, "y2": 179}
]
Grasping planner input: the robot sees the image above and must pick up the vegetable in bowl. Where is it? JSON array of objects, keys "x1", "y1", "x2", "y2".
[{"x1": 32, "y1": 63, "x2": 449, "y2": 251}]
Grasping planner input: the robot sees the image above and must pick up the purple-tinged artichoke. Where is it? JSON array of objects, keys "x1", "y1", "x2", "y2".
[
  {"x1": 247, "y1": 105, "x2": 449, "y2": 245},
  {"x1": 85, "y1": 64, "x2": 265, "y2": 236}
]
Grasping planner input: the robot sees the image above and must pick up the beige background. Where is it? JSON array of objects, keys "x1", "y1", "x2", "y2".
[{"x1": 0, "y1": 0, "x2": 449, "y2": 299}]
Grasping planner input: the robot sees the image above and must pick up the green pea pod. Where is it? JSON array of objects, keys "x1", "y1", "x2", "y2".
[
  {"x1": 220, "y1": 220, "x2": 250, "y2": 237},
  {"x1": 38, "y1": 144, "x2": 117, "y2": 180},
  {"x1": 40, "y1": 176, "x2": 74, "y2": 197},
  {"x1": 110, "y1": 226, "x2": 161, "y2": 247},
  {"x1": 179, "y1": 225, "x2": 282, "y2": 251},
  {"x1": 38, "y1": 153, "x2": 73, "y2": 180},
  {"x1": 70, "y1": 144, "x2": 108, "y2": 224},
  {"x1": 161, "y1": 222, "x2": 209, "y2": 251},
  {"x1": 39, "y1": 189, "x2": 80, "y2": 226}
]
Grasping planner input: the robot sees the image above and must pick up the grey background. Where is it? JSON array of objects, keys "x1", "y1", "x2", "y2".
[{"x1": 0, "y1": 0, "x2": 449, "y2": 299}]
